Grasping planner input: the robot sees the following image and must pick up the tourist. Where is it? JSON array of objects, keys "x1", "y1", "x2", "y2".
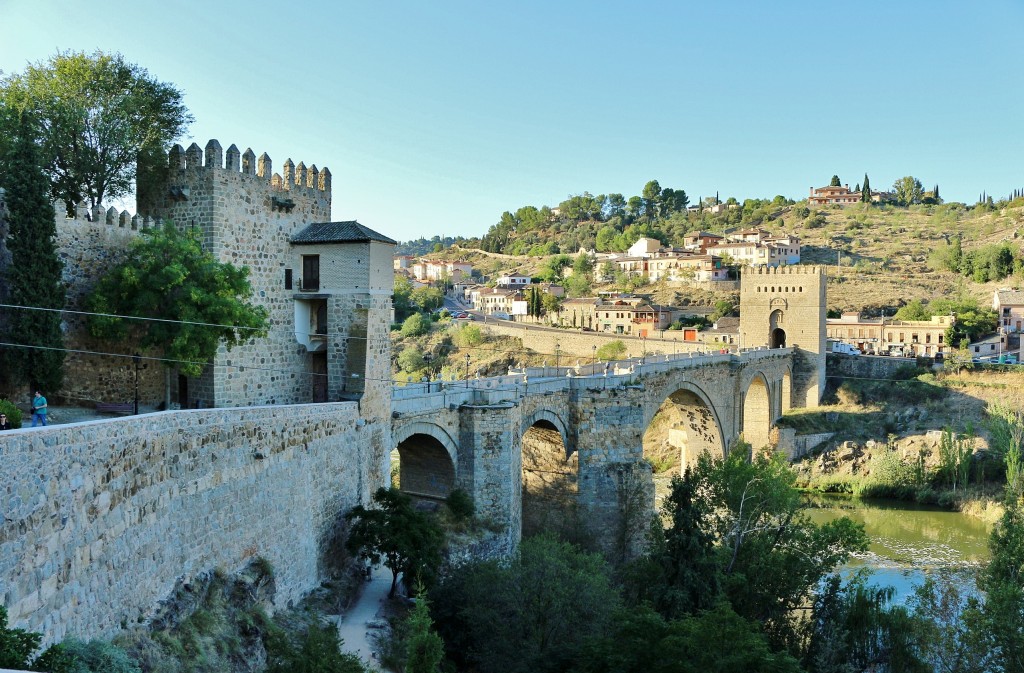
[
  {"x1": 0, "y1": 413, "x2": 11, "y2": 430},
  {"x1": 31, "y1": 391, "x2": 48, "y2": 427}
]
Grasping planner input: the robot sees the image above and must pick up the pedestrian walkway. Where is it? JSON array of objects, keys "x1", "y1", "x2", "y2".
[{"x1": 337, "y1": 566, "x2": 394, "y2": 669}]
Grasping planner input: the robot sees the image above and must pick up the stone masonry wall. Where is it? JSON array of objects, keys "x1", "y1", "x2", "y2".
[
  {"x1": 146, "y1": 141, "x2": 333, "y2": 408},
  {"x1": 47, "y1": 204, "x2": 168, "y2": 405},
  {"x1": 0, "y1": 402, "x2": 390, "y2": 643}
]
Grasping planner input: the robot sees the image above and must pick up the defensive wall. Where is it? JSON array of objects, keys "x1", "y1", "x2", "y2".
[
  {"x1": 469, "y1": 318, "x2": 713, "y2": 362},
  {"x1": 0, "y1": 402, "x2": 389, "y2": 642},
  {"x1": 826, "y1": 352, "x2": 925, "y2": 380}
]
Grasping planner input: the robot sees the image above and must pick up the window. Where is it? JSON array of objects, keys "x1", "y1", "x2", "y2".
[
  {"x1": 302, "y1": 255, "x2": 320, "y2": 291},
  {"x1": 284, "y1": 268, "x2": 293, "y2": 290}
]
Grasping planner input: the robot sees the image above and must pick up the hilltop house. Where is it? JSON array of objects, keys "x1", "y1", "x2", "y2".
[
  {"x1": 993, "y1": 288, "x2": 1024, "y2": 333},
  {"x1": 809, "y1": 183, "x2": 885, "y2": 206}
]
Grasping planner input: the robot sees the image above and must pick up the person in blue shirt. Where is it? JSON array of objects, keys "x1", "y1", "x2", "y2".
[{"x1": 31, "y1": 391, "x2": 47, "y2": 427}]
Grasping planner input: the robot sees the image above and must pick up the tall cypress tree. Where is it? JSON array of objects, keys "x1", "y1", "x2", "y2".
[
  {"x1": 0, "y1": 113, "x2": 65, "y2": 393},
  {"x1": 861, "y1": 173, "x2": 871, "y2": 203}
]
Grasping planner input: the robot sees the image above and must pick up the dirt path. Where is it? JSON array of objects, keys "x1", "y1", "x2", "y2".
[{"x1": 337, "y1": 566, "x2": 394, "y2": 670}]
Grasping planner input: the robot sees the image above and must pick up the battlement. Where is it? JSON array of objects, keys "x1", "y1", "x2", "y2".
[
  {"x1": 54, "y1": 200, "x2": 155, "y2": 232},
  {"x1": 167, "y1": 140, "x2": 332, "y2": 196},
  {"x1": 743, "y1": 264, "x2": 826, "y2": 277}
]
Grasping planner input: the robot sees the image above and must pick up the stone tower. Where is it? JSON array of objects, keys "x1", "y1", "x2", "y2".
[
  {"x1": 738, "y1": 265, "x2": 826, "y2": 407},
  {"x1": 140, "y1": 140, "x2": 394, "y2": 413}
]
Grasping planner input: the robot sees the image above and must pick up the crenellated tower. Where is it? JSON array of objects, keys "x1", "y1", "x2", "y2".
[
  {"x1": 136, "y1": 140, "x2": 392, "y2": 416},
  {"x1": 738, "y1": 265, "x2": 827, "y2": 407}
]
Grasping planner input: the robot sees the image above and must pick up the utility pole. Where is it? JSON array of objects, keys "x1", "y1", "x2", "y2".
[{"x1": 133, "y1": 353, "x2": 141, "y2": 415}]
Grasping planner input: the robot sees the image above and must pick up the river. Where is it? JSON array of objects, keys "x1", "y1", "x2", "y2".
[{"x1": 804, "y1": 494, "x2": 992, "y2": 600}]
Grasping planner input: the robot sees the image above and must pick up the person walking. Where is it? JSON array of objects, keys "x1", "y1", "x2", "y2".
[
  {"x1": 0, "y1": 413, "x2": 11, "y2": 430},
  {"x1": 31, "y1": 391, "x2": 48, "y2": 427}
]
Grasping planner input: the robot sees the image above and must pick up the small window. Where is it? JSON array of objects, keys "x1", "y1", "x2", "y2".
[{"x1": 284, "y1": 268, "x2": 293, "y2": 290}]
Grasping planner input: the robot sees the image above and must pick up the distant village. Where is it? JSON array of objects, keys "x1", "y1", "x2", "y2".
[{"x1": 395, "y1": 181, "x2": 1024, "y2": 364}]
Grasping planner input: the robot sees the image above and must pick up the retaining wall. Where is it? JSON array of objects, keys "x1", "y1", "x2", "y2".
[{"x1": 0, "y1": 402, "x2": 389, "y2": 643}]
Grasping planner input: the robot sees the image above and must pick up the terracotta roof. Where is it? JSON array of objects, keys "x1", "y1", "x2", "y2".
[{"x1": 292, "y1": 221, "x2": 396, "y2": 245}]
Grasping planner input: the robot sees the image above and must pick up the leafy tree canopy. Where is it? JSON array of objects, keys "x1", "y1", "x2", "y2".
[
  {"x1": 86, "y1": 222, "x2": 269, "y2": 377},
  {"x1": 345, "y1": 487, "x2": 444, "y2": 598},
  {"x1": 0, "y1": 50, "x2": 193, "y2": 209},
  {"x1": 830, "y1": 175, "x2": 842, "y2": 187},
  {"x1": 892, "y1": 176, "x2": 925, "y2": 207}
]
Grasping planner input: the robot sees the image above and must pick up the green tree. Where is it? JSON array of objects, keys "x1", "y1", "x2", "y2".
[
  {"x1": 266, "y1": 623, "x2": 368, "y2": 673},
  {"x1": 572, "y1": 252, "x2": 594, "y2": 277},
  {"x1": 411, "y1": 286, "x2": 444, "y2": 312},
  {"x1": 86, "y1": 222, "x2": 268, "y2": 404},
  {"x1": 405, "y1": 592, "x2": 445, "y2": 673},
  {"x1": 573, "y1": 604, "x2": 801, "y2": 673},
  {"x1": 541, "y1": 292, "x2": 562, "y2": 316},
  {"x1": 974, "y1": 502, "x2": 1024, "y2": 673},
  {"x1": 642, "y1": 180, "x2": 662, "y2": 221},
  {"x1": 0, "y1": 50, "x2": 192, "y2": 210},
  {"x1": 943, "y1": 347, "x2": 974, "y2": 375},
  {"x1": 892, "y1": 176, "x2": 925, "y2": 206},
  {"x1": 393, "y1": 275, "x2": 415, "y2": 321},
  {"x1": 830, "y1": 175, "x2": 842, "y2": 187},
  {"x1": 0, "y1": 112, "x2": 66, "y2": 393},
  {"x1": 400, "y1": 313, "x2": 430, "y2": 338},
  {"x1": 0, "y1": 606, "x2": 74, "y2": 672},
  {"x1": 861, "y1": 173, "x2": 872, "y2": 202},
  {"x1": 398, "y1": 348, "x2": 426, "y2": 373},
  {"x1": 626, "y1": 468, "x2": 720, "y2": 619},
  {"x1": 894, "y1": 299, "x2": 930, "y2": 321},
  {"x1": 596, "y1": 340, "x2": 627, "y2": 361},
  {"x1": 345, "y1": 487, "x2": 443, "y2": 598},
  {"x1": 694, "y1": 447, "x2": 868, "y2": 653},
  {"x1": 432, "y1": 536, "x2": 621, "y2": 673}
]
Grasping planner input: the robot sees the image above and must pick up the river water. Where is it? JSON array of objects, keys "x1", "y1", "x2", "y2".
[{"x1": 803, "y1": 495, "x2": 992, "y2": 600}]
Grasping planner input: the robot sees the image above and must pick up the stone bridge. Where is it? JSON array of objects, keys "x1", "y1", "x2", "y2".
[{"x1": 390, "y1": 348, "x2": 795, "y2": 555}]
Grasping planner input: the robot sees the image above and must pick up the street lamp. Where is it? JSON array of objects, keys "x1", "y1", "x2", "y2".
[
  {"x1": 555, "y1": 342, "x2": 560, "y2": 372},
  {"x1": 592, "y1": 344, "x2": 597, "y2": 369},
  {"x1": 133, "y1": 353, "x2": 141, "y2": 415},
  {"x1": 465, "y1": 353, "x2": 471, "y2": 388}
]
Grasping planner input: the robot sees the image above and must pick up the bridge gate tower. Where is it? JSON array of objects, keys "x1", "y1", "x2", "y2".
[{"x1": 738, "y1": 265, "x2": 826, "y2": 408}]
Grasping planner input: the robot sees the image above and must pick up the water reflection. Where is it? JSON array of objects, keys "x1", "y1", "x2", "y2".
[{"x1": 803, "y1": 494, "x2": 990, "y2": 600}]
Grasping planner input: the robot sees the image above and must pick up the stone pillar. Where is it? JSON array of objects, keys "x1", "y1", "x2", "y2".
[{"x1": 458, "y1": 403, "x2": 522, "y2": 548}]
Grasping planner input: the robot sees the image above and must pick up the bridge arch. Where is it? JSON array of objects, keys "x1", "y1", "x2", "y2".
[
  {"x1": 521, "y1": 409, "x2": 571, "y2": 457},
  {"x1": 521, "y1": 410, "x2": 578, "y2": 538},
  {"x1": 392, "y1": 422, "x2": 459, "y2": 501},
  {"x1": 643, "y1": 380, "x2": 727, "y2": 473},
  {"x1": 742, "y1": 372, "x2": 773, "y2": 452}
]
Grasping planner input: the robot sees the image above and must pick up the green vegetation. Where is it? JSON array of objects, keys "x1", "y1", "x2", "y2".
[
  {"x1": 0, "y1": 606, "x2": 73, "y2": 672},
  {"x1": 345, "y1": 487, "x2": 444, "y2": 598},
  {"x1": 0, "y1": 398, "x2": 23, "y2": 427},
  {"x1": 266, "y1": 624, "x2": 366, "y2": 673},
  {"x1": 86, "y1": 222, "x2": 268, "y2": 402},
  {"x1": 0, "y1": 111, "x2": 66, "y2": 393},
  {"x1": 596, "y1": 340, "x2": 627, "y2": 361},
  {"x1": 0, "y1": 50, "x2": 192, "y2": 210}
]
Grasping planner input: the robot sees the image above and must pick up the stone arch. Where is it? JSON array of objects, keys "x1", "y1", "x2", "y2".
[
  {"x1": 644, "y1": 380, "x2": 727, "y2": 473},
  {"x1": 781, "y1": 368, "x2": 793, "y2": 413},
  {"x1": 522, "y1": 414, "x2": 578, "y2": 539},
  {"x1": 770, "y1": 309, "x2": 786, "y2": 348},
  {"x1": 392, "y1": 422, "x2": 458, "y2": 501},
  {"x1": 521, "y1": 409, "x2": 571, "y2": 457},
  {"x1": 742, "y1": 373, "x2": 773, "y2": 453}
]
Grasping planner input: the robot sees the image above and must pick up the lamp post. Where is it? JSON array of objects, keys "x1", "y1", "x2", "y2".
[
  {"x1": 555, "y1": 342, "x2": 560, "y2": 373},
  {"x1": 465, "y1": 353, "x2": 471, "y2": 388},
  {"x1": 592, "y1": 344, "x2": 597, "y2": 370},
  {"x1": 133, "y1": 353, "x2": 141, "y2": 415}
]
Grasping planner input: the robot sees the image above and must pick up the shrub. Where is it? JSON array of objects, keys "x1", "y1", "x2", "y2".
[
  {"x1": 596, "y1": 340, "x2": 627, "y2": 361},
  {"x1": 401, "y1": 313, "x2": 430, "y2": 338},
  {"x1": 0, "y1": 399, "x2": 22, "y2": 428},
  {"x1": 446, "y1": 489, "x2": 475, "y2": 521},
  {"x1": 266, "y1": 624, "x2": 366, "y2": 673},
  {"x1": 398, "y1": 348, "x2": 427, "y2": 373},
  {"x1": 452, "y1": 323, "x2": 484, "y2": 347},
  {"x1": 62, "y1": 639, "x2": 140, "y2": 673}
]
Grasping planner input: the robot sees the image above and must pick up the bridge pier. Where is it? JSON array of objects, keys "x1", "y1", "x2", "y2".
[{"x1": 458, "y1": 402, "x2": 523, "y2": 548}]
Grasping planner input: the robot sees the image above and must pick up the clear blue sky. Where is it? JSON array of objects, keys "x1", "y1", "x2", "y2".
[{"x1": 2, "y1": 0, "x2": 1022, "y2": 242}]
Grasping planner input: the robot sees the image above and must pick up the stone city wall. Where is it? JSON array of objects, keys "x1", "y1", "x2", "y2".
[
  {"x1": 0, "y1": 402, "x2": 389, "y2": 644},
  {"x1": 826, "y1": 352, "x2": 923, "y2": 380},
  {"x1": 476, "y1": 320, "x2": 710, "y2": 363}
]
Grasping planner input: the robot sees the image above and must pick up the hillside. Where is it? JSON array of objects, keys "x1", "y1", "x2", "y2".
[{"x1": 423, "y1": 198, "x2": 1024, "y2": 314}]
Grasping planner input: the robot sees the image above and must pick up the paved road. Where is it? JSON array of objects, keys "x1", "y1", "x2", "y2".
[{"x1": 337, "y1": 566, "x2": 395, "y2": 669}]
